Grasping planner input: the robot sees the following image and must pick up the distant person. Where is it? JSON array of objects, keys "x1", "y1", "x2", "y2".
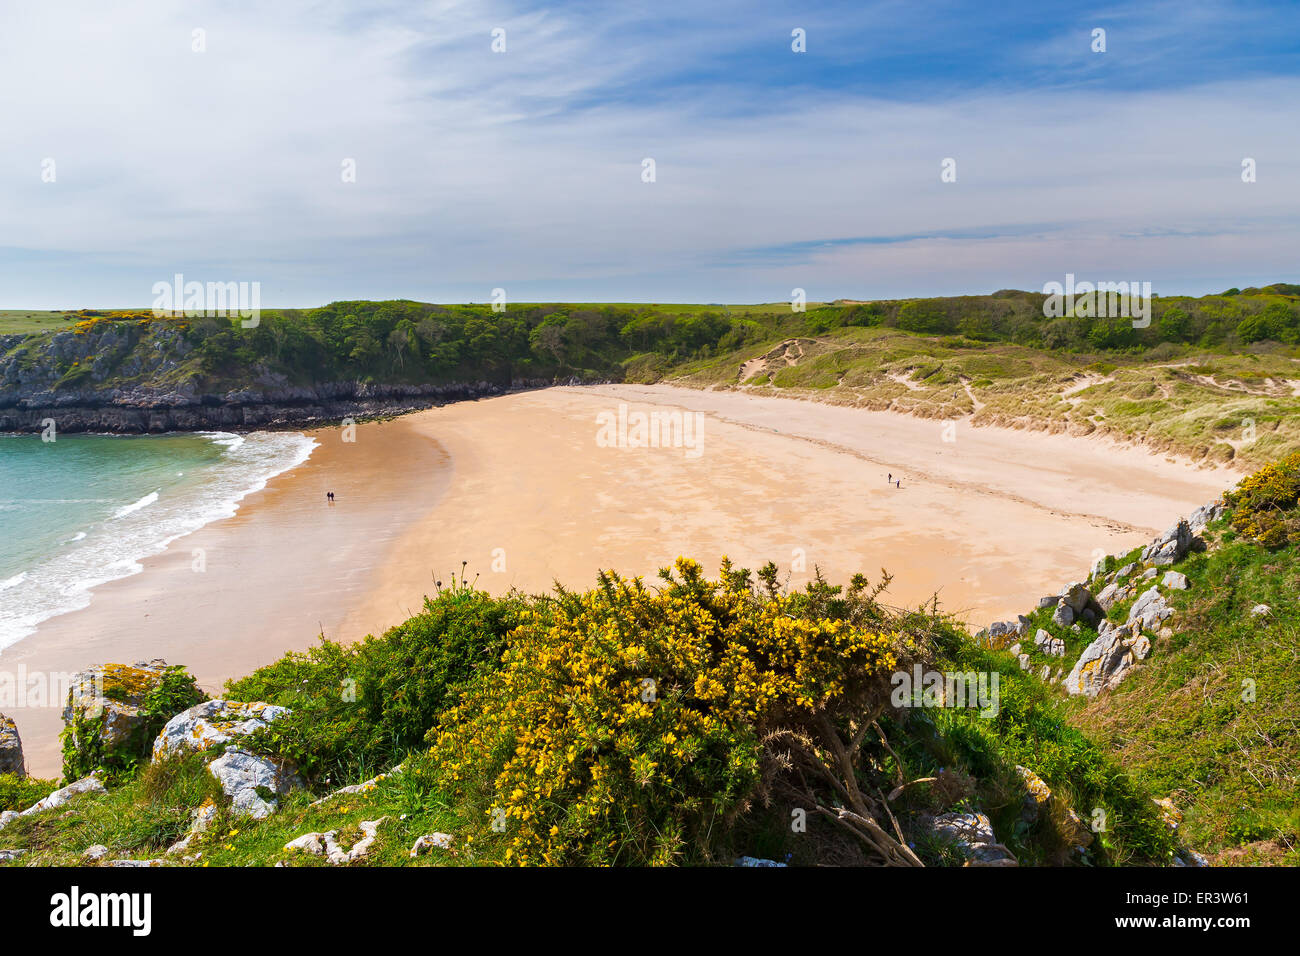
[{"x1": 888, "y1": 473, "x2": 892, "y2": 483}]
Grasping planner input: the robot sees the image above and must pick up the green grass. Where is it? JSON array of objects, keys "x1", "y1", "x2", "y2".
[
  {"x1": 0, "y1": 753, "x2": 476, "y2": 868},
  {"x1": 0, "y1": 310, "x2": 78, "y2": 334},
  {"x1": 1070, "y1": 523, "x2": 1300, "y2": 864}
]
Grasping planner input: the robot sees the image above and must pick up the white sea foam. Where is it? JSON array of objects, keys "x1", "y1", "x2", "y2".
[
  {"x1": 0, "y1": 430, "x2": 318, "y2": 650},
  {"x1": 112, "y1": 490, "x2": 159, "y2": 519}
]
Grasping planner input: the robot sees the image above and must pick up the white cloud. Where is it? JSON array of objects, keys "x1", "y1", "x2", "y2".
[{"x1": 0, "y1": 0, "x2": 1295, "y2": 305}]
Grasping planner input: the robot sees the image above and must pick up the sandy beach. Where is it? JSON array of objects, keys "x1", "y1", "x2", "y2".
[{"x1": 1, "y1": 384, "x2": 1239, "y2": 777}]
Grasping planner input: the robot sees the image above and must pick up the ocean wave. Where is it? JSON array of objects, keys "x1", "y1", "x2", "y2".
[
  {"x1": 0, "y1": 431, "x2": 318, "y2": 650},
  {"x1": 112, "y1": 490, "x2": 159, "y2": 519}
]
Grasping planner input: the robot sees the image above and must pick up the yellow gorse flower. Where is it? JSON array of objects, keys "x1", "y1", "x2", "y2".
[{"x1": 427, "y1": 557, "x2": 902, "y2": 866}]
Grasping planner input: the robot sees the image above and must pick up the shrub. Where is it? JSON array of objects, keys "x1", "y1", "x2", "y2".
[
  {"x1": 228, "y1": 581, "x2": 523, "y2": 785},
  {"x1": 426, "y1": 558, "x2": 911, "y2": 866},
  {"x1": 1226, "y1": 452, "x2": 1300, "y2": 547}
]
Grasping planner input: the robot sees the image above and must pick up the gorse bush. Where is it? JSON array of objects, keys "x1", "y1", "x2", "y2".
[
  {"x1": 1225, "y1": 451, "x2": 1300, "y2": 547},
  {"x1": 229, "y1": 582, "x2": 523, "y2": 784},
  {"x1": 426, "y1": 558, "x2": 908, "y2": 865}
]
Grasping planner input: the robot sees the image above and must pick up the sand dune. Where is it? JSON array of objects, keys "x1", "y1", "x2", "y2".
[{"x1": 0, "y1": 384, "x2": 1238, "y2": 776}]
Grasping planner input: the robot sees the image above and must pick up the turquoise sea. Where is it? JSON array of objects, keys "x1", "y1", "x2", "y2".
[{"x1": 0, "y1": 431, "x2": 316, "y2": 649}]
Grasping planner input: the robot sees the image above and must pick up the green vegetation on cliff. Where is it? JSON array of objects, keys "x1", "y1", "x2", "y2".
[{"x1": 5, "y1": 286, "x2": 1298, "y2": 465}]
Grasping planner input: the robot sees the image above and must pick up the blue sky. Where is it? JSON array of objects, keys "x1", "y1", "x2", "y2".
[{"x1": 1, "y1": 0, "x2": 1297, "y2": 307}]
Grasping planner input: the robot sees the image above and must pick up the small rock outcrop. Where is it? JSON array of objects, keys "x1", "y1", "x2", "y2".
[
  {"x1": 285, "y1": 817, "x2": 389, "y2": 865},
  {"x1": 61, "y1": 660, "x2": 203, "y2": 777},
  {"x1": 1128, "y1": 587, "x2": 1175, "y2": 632},
  {"x1": 1141, "y1": 520, "x2": 1194, "y2": 566},
  {"x1": 926, "y1": 812, "x2": 1018, "y2": 866},
  {"x1": 0, "y1": 775, "x2": 107, "y2": 833},
  {"x1": 0, "y1": 714, "x2": 23, "y2": 777},
  {"x1": 1033, "y1": 628, "x2": 1064, "y2": 657},
  {"x1": 208, "y1": 749, "x2": 302, "y2": 819},
  {"x1": 1063, "y1": 622, "x2": 1150, "y2": 697},
  {"x1": 165, "y1": 799, "x2": 220, "y2": 856},
  {"x1": 1188, "y1": 499, "x2": 1225, "y2": 534},
  {"x1": 310, "y1": 765, "x2": 403, "y2": 807},
  {"x1": 153, "y1": 699, "x2": 290, "y2": 761},
  {"x1": 410, "y1": 833, "x2": 455, "y2": 857}
]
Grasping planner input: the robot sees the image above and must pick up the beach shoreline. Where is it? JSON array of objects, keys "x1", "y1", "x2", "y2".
[{"x1": 0, "y1": 384, "x2": 1241, "y2": 778}]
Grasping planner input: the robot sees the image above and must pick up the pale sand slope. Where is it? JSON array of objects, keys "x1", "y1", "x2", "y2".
[{"x1": 3, "y1": 384, "x2": 1237, "y2": 776}]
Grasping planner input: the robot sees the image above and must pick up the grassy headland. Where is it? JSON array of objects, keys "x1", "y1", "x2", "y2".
[{"x1": 4, "y1": 285, "x2": 1298, "y2": 465}]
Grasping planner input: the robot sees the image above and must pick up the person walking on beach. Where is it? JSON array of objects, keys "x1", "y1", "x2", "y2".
[
  {"x1": 326, "y1": 491, "x2": 335, "y2": 503},
  {"x1": 888, "y1": 473, "x2": 892, "y2": 483}
]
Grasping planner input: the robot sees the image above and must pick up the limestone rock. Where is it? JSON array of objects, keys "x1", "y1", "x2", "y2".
[
  {"x1": 1251, "y1": 604, "x2": 1272, "y2": 618},
  {"x1": 1015, "y1": 766, "x2": 1052, "y2": 824},
  {"x1": 1051, "y1": 602, "x2": 1074, "y2": 628},
  {"x1": 1153, "y1": 797, "x2": 1183, "y2": 831},
  {"x1": 1116, "y1": 562, "x2": 1137, "y2": 578},
  {"x1": 105, "y1": 859, "x2": 170, "y2": 867},
  {"x1": 0, "y1": 849, "x2": 26, "y2": 862},
  {"x1": 1142, "y1": 520, "x2": 1194, "y2": 567},
  {"x1": 62, "y1": 660, "x2": 201, "y2": 776},
  {"x1": 410, "y1": 833, "x2": 455, "y2": 857},
  {"x1": 1060, "y1": 582, "x2": 1092, "y2": 615},
  {"x1": 208, "y1": 749, "x2": 301, "y2": 819},
  {"x1": 153, "y1": 699, "x2": 290, "y2": 761},
  {"x1": 1162, "y1": 571, "x2": 1190, "y2": 590},
  {"x1": 1063, "y1": 623, "x2": 1148, "y2": 697},
  {"x1": 1188, "y1": 499, "x2": 1225, "y2": 534},
  {"x1": 927, "y1": 812, "x2": 1017, "y2": 866},
  {"x1": 285, "y1": 817, "x2": 389, "y2": 865},
  {"x1": 1128, "y1": 587, "x2": 1174, "y2": 631},
  {"x1": 0, "y1": 714, "x2": 24, "y2": 777},
  {"x1": 165, "y1": 798, "x2": 220, "y2": 856},
  {"x1": 1033, "y1": 628, "x2": 1064, "y2": 657},
  {"x1": 1017, "y1": 653, "x2": 1031, "y2": 671},
  {"x1": 82, "y1": 844, "x2": 110, "y2": 862},
  {"x1": 1095, "y1": 580, "x2": 1130, "y2": 612},
  {"x1": 1036, "y1": 595, "x2": 1059, "y2": 610},
  {"x1": 21, "y1": 774, "x2": 105, "y2": 816},
  {"x1": 310, "y1": 765, "x2": 404, "y2": 807}
]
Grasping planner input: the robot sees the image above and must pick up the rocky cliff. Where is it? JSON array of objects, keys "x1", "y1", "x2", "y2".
[{"x1": 0, "y1": 323, "x2": 565, "y2": 433}]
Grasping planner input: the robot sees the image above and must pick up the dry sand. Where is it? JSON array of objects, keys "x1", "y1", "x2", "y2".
[{"x1": 1, "y1": 384, "x2": 1239, "y2": 776}]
